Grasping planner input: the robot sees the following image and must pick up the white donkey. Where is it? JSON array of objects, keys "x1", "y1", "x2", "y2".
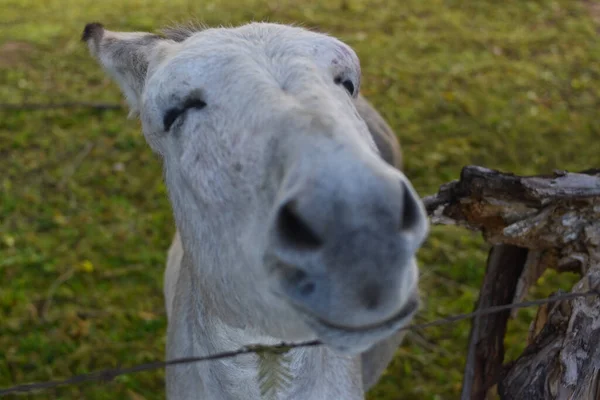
[{"x1": 83, "y1": 21, "x2": 429, "y2": 399}]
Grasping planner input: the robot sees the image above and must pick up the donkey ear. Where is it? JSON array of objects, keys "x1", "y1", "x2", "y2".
[{"x1": 82, "y1": 22, "x2": 173, "y2": 117}]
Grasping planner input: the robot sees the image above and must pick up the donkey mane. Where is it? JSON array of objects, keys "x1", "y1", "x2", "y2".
[{"x1": 161, "y1": 21, "x2": 208, "y2": 42}]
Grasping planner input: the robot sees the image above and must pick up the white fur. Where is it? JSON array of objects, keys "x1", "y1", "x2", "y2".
[{"x1": 85, "y1": 22, "x2": 429, "y2": 399}]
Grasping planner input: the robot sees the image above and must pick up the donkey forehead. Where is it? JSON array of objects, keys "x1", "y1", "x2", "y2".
[
  {"x1": 147, "y1": 24, "x2": 361, "y2": 97},
  {"x1": 139, "y1": 23, "x2": 374, "y2": 149},
  {"x1": 182, "y1": 24, "x2": 360, "y2": 72}
]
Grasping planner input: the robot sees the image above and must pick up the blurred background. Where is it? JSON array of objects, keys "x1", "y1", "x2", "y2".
[{"x1": 1, "y1": 0, "x2": 599, "y2": 398}]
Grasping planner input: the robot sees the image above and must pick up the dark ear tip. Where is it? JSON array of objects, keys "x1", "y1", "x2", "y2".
[{"x1": 82, "y1": 22, "x2": 104, "y2": 42}]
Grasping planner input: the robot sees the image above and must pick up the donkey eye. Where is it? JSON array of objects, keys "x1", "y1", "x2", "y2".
[
  {"x1": 334, "y1": 76, "x2": 355, "y2": 96},
  {"x1": 163, "y1": 98, "x2": 207, "y2": 131}
]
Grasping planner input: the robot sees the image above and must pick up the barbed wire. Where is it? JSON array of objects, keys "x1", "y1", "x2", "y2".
[
  {"x1": 1, "y1": 289, "x2": 597, "y2": 396},
  {"x1": 0, "y1": 102, "x2": 122, "y2": 111}
]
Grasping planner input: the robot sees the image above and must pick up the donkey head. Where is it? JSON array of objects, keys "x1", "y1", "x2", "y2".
[{"x1": 83, "y1": 22, "x2": 428, "y2": 354}]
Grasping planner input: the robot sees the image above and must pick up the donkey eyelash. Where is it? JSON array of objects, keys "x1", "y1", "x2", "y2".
[
  {"x1": 334, "y1": 76, "x2": 355, "y2": 96},
  {"x1": 163, "y1": 98, "x2": 207, "y2": 131}
]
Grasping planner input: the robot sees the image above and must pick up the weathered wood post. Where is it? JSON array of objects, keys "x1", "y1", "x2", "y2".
[{"x1": 423, "y1": 166, "x2": 600, "y2": 399}]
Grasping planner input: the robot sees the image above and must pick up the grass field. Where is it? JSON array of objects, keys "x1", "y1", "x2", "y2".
[{"x1": 1, "y1": 0, "x2": 599, "y2": 398}]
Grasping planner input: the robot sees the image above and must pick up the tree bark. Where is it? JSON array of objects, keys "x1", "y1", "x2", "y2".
[
  {"x1": 498, "y1": 264, "x2": 600, "y2": 399},
  {"x1": 424, "y1": 166, "x2": 600, "y2": 399},
  {"x1": 463, "y1": 244, "x2": 528, "y2": 400}
]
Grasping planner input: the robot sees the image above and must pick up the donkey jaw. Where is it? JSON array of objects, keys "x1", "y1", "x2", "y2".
[{"x1": 280, "y1": 289, "x2": 420, "y2": 355}]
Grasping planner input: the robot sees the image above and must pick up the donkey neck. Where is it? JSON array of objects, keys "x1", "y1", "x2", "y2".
[
  {"x1": 169, "y1": 253, "x2": 365, "y2": 400},
  {"x1": 196, "y1": 312, "x2": 364, "y2": 399}
]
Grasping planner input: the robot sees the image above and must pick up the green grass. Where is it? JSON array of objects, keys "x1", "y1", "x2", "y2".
[{"x1": 1, "y1": 0, "x2": 599, "y2": 398}]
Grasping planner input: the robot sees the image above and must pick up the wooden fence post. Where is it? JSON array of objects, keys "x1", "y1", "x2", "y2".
[{"x1": 424, "y1": 166, "x2": 600, "y2": 399}]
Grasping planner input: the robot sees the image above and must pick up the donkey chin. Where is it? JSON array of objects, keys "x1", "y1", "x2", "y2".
[
  {"x1": 288, "y1": 283, "x2": 420, "y2": 355},
  {"x1": 267, "y1": 258, "x2": 421, "y2": 355},
  {"x1": 301, "y1": 296, "x2": 420, "y2": 355}
]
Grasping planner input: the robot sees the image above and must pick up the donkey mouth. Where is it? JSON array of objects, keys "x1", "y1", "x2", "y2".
[
  {"x1": 312, "y1": 295, "x2": 419, "y2": 332},
  {"x1": 285, "y1": 292, "x2": 420, "y2": 354}
]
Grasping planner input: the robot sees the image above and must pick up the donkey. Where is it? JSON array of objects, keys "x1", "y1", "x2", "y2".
[{"x1": 83, "y1": 21, "x2": 429, "y2": 399}]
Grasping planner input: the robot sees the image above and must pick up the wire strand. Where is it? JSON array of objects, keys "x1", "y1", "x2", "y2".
[{"x1": 1, "y1": 290, "x2": 596, "y2": 396}]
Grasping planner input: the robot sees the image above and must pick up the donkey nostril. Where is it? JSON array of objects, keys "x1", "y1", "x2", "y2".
[
  {"x1": 279, "y1": 264, "x2": 316, "y2": 297},
  {"x1": 399, "y1": 182, "x2": 423, "y2": 233},
  {"x1": 282, "y1": 266, "x2": 307, "y2": 286},
  {"x1": 299, "y1": 281, "x2": 316, "y2": 296},
  {"x1": 276, "y1": 200, "x2": 323, "y2": 250},
  {"x1": 360, "y1": 282, "x2": 381, "y2": 310}
]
